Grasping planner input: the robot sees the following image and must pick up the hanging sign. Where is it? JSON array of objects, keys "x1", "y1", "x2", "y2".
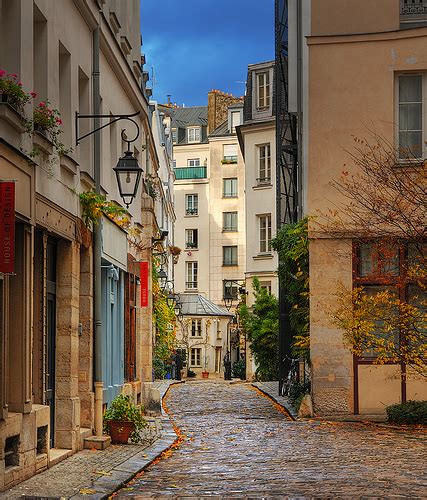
[
  {"x1": 0, "y1": 182, "x2": 15, "y2": 274},
  {"x1": 140, "y1": 261, "x2": 149, "y2": 307}
]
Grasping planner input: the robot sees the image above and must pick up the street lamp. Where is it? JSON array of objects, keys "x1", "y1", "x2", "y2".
[
  {"x1": 222, "y1": 279, "x2": 247, "y2": 310},
  {"x1": 113, "y1": 150, "x2": 143, "y2": 208},
  {"x1": 157, "y1": 268, "x2": 168, "y2": 291}
]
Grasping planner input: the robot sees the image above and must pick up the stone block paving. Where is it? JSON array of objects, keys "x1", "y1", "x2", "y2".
[
  {"x1": 115, "y1": 382, "x2": 426, "y2": 498},
  {"x1": 1, "y1": 418, "x2": 163, "y2": 499}
]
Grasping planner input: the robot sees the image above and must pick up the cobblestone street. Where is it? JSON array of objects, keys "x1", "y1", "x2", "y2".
[{"x1": 116, "y1": 381, "x2": 426, "y2": 498}]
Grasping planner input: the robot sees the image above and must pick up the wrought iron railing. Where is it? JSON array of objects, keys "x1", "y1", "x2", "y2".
[
  {"x1": 400, "y1": 0, "x2": 427, "y2": 25},
  {"x1": 185, "y1": 208, "x2": 198, "y2": 216}
]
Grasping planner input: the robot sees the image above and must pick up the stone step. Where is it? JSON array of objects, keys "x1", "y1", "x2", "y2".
[{"x1": 83, "y1": 435, "x2": 111, "y2": 450}]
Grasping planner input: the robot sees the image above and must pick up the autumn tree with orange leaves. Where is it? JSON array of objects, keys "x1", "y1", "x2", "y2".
[{"x1": 317, "y1": 133, "x2": 426, "y2": 377}]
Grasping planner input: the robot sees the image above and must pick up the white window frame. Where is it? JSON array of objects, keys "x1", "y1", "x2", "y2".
[
  {"x1": 187, "y1": 127, "x2": 201, "y2": 143},
  {"x1": 230, "y1": 111, "x2": 241, "y2": 133},
  {"x1": 185, "y1": 194, "x2": 198, "y2": 216},
  {"x1": 223, "y1": 178, "x2": 238, "y2": 198},
  {"x1": 396, "y1": 73, "x2": 424, "y2": 160},
  {"x1": 190, "y1": 347, "x2": 202, "y2": 367},
  {"x1": 190, "y1": 319, "x2": 202, "y2": 338},
  {"x1": 223, "y1": 144, "x2": 238, "y2": 162},
  {"x1": 223, "y1": 211, "x2": 238, "y2": 232},
  {"x1": 256, "y1": 71, "x2": 271, "y2": 110},
  {"x1": 186, "y1": 261, "x2": 198, "y2": 289},
  {"x1": 187, "y1": 158, "x2": 200, "y2": 167},
  {"x1": 171, "y1": 128, "x2": 177, "y2": 143},
  {"x1": 185, "y1": 229, "x2": 198, "y2": 249},
  {"x1": 259, "y1": 214, "x2": 272, "y2": 254},
  {"x1": 258, "y1": 143, "x2": 271, "y2": 183}
]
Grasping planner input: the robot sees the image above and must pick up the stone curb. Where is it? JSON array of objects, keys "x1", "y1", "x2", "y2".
[
  {"x1": 69, "y1": 381, "x2": 184, "y2": 499},
  {"x1": 252, "y1": 382, "x2": 298, "y2": 420}
]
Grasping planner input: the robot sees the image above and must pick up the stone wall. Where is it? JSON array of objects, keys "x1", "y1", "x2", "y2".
[{"x1": 207, "y1": 90, "x2": 243, "y2": 133}]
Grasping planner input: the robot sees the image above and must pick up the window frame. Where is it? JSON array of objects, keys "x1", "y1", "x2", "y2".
[
  {"x1": 223, "y1": 177, "x2": 238, "y2": 198},
  {"x1": 223, "y1": 211, "x2": 238, "y2": 232},
  {"x1": 185, "y1": 229, "x2": 198, "y2": 249},
  {"x1": 186, "y1": 261, "x2": 198, "y2": 290},
  {"x1": 190, "y1": 319, "x2": 202, "y2": 338},
  {"x1": 259, "y1": 214, "x2": 272, "y2": 254},
  {"x1": 187, "y1": 158, "x2": 200, "y2": 167},
  {"x1": 258, "y1": 143, "x2": 271, "y2": 184},
  {"x1": 396, "y1": 73, "x2": 424, "y2": 160},
  {"x1": 185, "y1": 193, "x2": 199, "y2": 216},
  {"x1": 256, "y1": 71, "x2": 271, "y2": 110},
  {"x1": 190, "y1": 347, "x2": 202, "y2": 367},
  {"x1": 223, "y1": 245, "x2": 238, "y2": 266},
  {"x1": 187, "y1": 127, "x2": 201, "y2": 143}
]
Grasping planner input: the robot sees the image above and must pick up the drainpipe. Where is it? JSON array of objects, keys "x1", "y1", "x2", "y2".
[
  {"x1": 93, "y1": 22, "x2": 103, "y2": 437},
  {"x1": 296, "y1": 0, "x2": 303, "y2": 219}
]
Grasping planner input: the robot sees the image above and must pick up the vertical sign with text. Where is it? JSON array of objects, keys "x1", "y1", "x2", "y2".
[
  {"x1": 139, "y1": 261, "x2": 149, "y2": 307},
  {"x1": 0, "y1": 182, "x2": 15, "y2": 274}
]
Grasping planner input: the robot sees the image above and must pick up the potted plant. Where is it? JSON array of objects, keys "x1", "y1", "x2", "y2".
[
  {"x1": 103, "y1": 394, "x2": 147, "y2": 444},
  {"x1": 0, "y1": 69, "x2": 35, "y2": 113}
]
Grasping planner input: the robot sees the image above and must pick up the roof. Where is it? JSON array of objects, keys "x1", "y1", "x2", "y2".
[
  {"x1": 177, "y1": 294, "x2": 233, "y2": 317},
  {"x1": 170, "y1": 106, "x2": 208, "y2": 128},
  {"x1": 209, "y1": 120, "x2": 231, "y2": 137}
]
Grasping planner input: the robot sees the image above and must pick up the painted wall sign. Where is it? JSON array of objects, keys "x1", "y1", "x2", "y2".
[
  {"x1": 140, "y1": 261, "x2": 149, "y2": 307},
  {"x1": 0, "y1": 182, "x2": 15, "y2": 274}
]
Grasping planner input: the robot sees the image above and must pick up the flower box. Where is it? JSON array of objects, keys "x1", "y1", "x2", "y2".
[{"x1": 0, "y1": 98, "x2": 26, "y2": 133}]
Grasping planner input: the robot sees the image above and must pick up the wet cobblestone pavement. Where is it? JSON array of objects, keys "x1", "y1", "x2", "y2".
[{"x1": 116, "y1": 381, "x2": 426, "y2": 498}]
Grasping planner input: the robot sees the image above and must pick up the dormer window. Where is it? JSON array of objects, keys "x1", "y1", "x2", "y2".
[
  {"x1": 187, "y1": 127, "x2": 201, "y2": 143},
  {"x1": 171, "y1": 128, "x2": 177, "y2": 144},
  {"x1": 231, "y1": 111, "x2": 241, "y2": 133},
  {"x1": 256, "y1": 71, "x2": 271, "y2": 110}
]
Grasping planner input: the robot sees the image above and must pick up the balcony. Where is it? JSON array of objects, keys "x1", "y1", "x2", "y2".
[
  {"x1": 185, "y1": 208, "x2": 198, "y2": 216},
  {"x1": 174, "y1": 166, "x2": 207, "y2": 180},
  {"x1": 400, "y1": 0, "x2": 427, "y2": 27}
]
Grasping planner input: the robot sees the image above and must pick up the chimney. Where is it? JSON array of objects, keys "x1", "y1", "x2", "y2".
[
  {"x1": 167, "y1": 94, "x2": 171, "y2": 106},
  {"x1": 207, "y1": 90, "x2": 242, "y2": 134}
]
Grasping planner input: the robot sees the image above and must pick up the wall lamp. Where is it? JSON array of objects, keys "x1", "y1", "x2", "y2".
[{"x1": 75, "y1": 111, "x2": 143, "y2": 208}]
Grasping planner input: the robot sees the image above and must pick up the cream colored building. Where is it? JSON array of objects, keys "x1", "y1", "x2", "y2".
[
  {"x1": 290, "y1": 0, "x2": 427, "y2": 416},
  {"x1": 0, "y1": 0, "x2": 170, "y2": 490},
  {"x1": 169, "y1": 91, "x2": 246, "y2": 370}
]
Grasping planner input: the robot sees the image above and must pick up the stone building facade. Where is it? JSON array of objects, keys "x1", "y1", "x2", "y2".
[
  {"x1": 287, "y1": 0, "x2": 427, "y2": 416},
  {"x1": 0, "y1": 0, "x2": 172, "y2": 490}
]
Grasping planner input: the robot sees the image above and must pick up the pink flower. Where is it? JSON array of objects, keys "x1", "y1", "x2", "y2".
[
  {"x1": 38, "y1": 101, "x2": 45, "y2": 108},
  {"x1": 18, "y1": 82, "x2": 22, "y2": 86},
  {"x1": 30, "y1": 91, "x2": 37, "y2": 98},
  {"x1": 56, "y1": 118, "x2": 62, "y2": 125},
  {"x1": 10, "y1": 73, "x2": 17, "y2": 78},
  {"x1": 0, "y1": 70, "x2": 5, "y2": 77}
]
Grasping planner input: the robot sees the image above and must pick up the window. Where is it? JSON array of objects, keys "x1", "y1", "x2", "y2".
[
  {"x1": 185, "y1": 229, "x2": 198, "y2": 249},
  {"x1": 223, "y1": 144, "x2": 238, "y2": 163},
  {"x1": 231, "y1": 111, "x2": 241, "y2": 133},
  {"x1": 260, "y1": 281, "x2": 272, "y2": 293},
  {"x1": 223, "y1": 178, "x2": 238, "y2": 198},
  {"x1": 186, "y1": 262, "x2": 198, "y2": 289},
  {"x1": 223, "y1": 246, "x2": 238, "y2": 266},
  {"x1": 187, "y1": 127, "x2": 201, "y2": 143},
  {"x1": 187, "y1": 158, "x2": 200, "y2": 167},
  {"x1": 257, "y1": 71, "x2": 271, "y2": 110},
  {"x1": 259, "y1": 214, "x2": 272, "y2": 253},
  {"x1": 258, "y1": 144, "x2": 271, "y2": 183},
  {"x1": 223, "y1": 280, "x2": 239, "y2": 301},
  {"x1": 398, "y1": 74, "x2": 422, "y2": 159},
  {"x1": 173, "y1": 160, "x2": 176, "y2": 168},
  {"x1": 190, "y1": 348, "x2": 201, "y2": 367},
  {"x1": 172, "y1": 128, "x2": 177, "y2": 143},
  {"x1": 223, "y1": 212, "x2": 238, "y2": 232},
  {"x1": 190, "y1": 319, "x2": 202, "y2": 337},
  {"x1": 185, "y1": 194, "x2": 198, "y2": 215}
]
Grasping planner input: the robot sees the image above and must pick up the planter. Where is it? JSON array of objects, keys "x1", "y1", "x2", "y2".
[
  {"x1": 0, "y1": 94, "x2": 26, "y2": 133},
  {"x1": 108, "y1": 420, "x2": 135, "y2": 444},
  {"x1": 201, "y1": 371, "x2": 209, "y2": 379},
  {"x1": 33, "y1": 126, "x2": 53, "y2": 155}
]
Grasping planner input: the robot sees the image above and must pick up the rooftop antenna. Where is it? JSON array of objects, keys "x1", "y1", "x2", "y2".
[
  {"x1": 236, "y1": 80, "x2": 247, "y2": 96},
  {"x1": 151, "y1": 66, "x2": 157, "y2": 91}
]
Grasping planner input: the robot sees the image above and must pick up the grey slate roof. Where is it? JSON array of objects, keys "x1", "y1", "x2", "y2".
[
  {"x1": 209, "y1": 120, "x2": 230, "y2": 137},
  {"x1": 177, "y1": 294, "x2": 233, "y2": 317},
  {"x1": 170, "y1": 106, "x2": 208, "y2": 128}
]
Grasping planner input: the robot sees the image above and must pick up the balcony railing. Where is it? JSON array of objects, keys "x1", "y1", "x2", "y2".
[
  {"x1": 400, "y1": 0, "x2": 427, "y2": 26},
  {"x1": 185, "y1": 208, "x2": 198, "y2": 216},
  {"x1": 185, "y1": 242, "x2": 198, "y2": 249},
  {"x1": 174, "y1": 166, "x2": 207, "y2": 180},
  {"x1": 256, "y1": 177, "x2": 272, "y2": 185},
  {"x1": 221, "y1": 156, "x2": 238, "y2": 164}
]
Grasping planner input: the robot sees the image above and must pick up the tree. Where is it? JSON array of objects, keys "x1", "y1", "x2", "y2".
[
  {"x1": 318, "y1": 133, "x2": 426, "y2": 377},
  {"x1": 271, "y1": 217, "x2": 309, "y2": 359},
  {"x1": 239, "y1": 278, "x2": 279, "y2": 380}
]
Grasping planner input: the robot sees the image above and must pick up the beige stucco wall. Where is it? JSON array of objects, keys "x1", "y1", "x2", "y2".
[
  {"x1": 308, "y1": 29, "x2": 427, "y2": 414},
  {"x1": 311, "y1": 0, "x2": 399, "y2": 36},
  {"x1": 208, "y1": 136, "x2": 246, "y2": 305}
]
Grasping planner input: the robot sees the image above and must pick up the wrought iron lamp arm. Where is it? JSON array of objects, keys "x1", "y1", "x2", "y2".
[{"x1": 75, "y1": 110, "x2": 141, "y2": 146}]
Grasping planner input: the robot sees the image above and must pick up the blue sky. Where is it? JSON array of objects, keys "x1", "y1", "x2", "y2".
[{"x1": 140, "y1": 0, "x2": 274, "y2": 107}]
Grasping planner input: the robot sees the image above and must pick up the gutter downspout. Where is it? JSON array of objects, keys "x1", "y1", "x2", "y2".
[
  {"x1": 296, "y1": 0, "x2": 303, "y2": 219},
  {"x1": 93, "y1": 22, "x2": 103, "y2": 437}
]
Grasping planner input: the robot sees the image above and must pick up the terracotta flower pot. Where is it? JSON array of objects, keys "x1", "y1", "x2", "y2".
[
  {"x1": 108, "y1": 420, "x2": 135, "y2": 444},
  {"x1": 201, "y1": 371, "x2": 209, "y2": 379}
]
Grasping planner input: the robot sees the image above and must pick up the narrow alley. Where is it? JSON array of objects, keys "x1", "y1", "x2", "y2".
[{"x1": 115, "y1": 382, "x2": 426, "y2": 498}]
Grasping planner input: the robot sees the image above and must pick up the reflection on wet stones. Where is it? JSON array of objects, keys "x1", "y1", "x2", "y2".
[{"x1": 116, "y1": 381, "x2": 427, "y2": 498}]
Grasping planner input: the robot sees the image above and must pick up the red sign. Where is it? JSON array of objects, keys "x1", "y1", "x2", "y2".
[
  {"x1": 140, "y1": 261, "x2": 149, "y2": 307},
  {"x1": 0, "y1": 182, "x2": 15, "y2": 274}
]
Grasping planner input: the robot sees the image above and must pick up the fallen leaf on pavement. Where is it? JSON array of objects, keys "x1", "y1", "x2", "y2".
[{"x1": 79, "y1": 488, "x2": 97, "y2": 495}]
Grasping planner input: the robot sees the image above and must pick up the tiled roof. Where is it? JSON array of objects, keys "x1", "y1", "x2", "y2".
[{"x1": 177, "y1": 294, "x2": 233, "y2": 317}]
